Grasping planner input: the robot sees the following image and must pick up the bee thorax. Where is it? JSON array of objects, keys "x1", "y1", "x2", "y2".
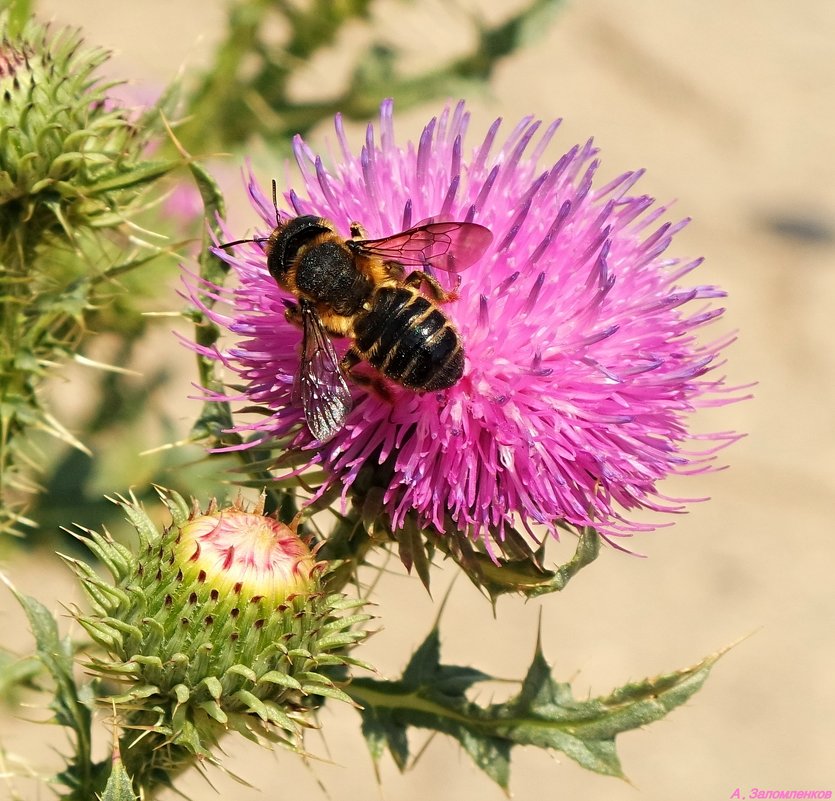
[{"x1": 296, "y1": 242, "x2": 371, "y2": 315}]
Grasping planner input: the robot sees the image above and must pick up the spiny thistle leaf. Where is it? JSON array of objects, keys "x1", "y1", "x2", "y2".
[
  {"x1": 348, "y1": 624, "x2": 728, "y2": 789},
  {"x1": 100, "y1": 746, "x2": 137, "y2": 801},
  {"x1": 0, "y1": 648, "x2": 41, "y2": 700},
  {"x1": 0, "y1": 574, "x2": 95, "y2": 798}
]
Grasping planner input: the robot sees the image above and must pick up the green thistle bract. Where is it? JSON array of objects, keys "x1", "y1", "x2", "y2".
[
  {"x1": 0, "y1": 15, "x2": 178, "y2": 529},
  {"x1": 0, "y1": 16, "x2": 159, "y2": 240},
  {"x1": 66, "y1": 490, "x2": 370, "y2": 791}
]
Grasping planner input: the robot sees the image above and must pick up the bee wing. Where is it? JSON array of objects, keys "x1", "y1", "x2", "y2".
[
  {"x1": 357, "y1": 220, "x2": 492, "y2": 272},
  {"x1": 295, "y1": 302, "x2": 352, "y2": 442}
]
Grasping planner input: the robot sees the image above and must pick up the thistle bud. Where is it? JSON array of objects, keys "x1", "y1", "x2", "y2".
[
  {"x1": 0, "y1": 15, "x2": 178, "y2": 529},
  {"x1": 66, "y1": 490, "x2": 369, "y2": 791},
  {"x1": 0, "y1": 15, "x2": 158, "y2": 242}
]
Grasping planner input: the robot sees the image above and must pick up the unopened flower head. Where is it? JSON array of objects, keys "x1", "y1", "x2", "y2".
[
  {"x1": 0, "y1": 15, "x2": 150, "y2": 239},
  {"x1": 0, "y1": 15, "x2": 177, "y2": 530},
  {"x1": 175, "y1": 509, "x2": 315, "y2": 601},
  {"x1": 191, "y1": 100, "x2": 743, "y2": 547},
  {"x1": 69, "y1": 491, "x2": 368, "y2": 780}
]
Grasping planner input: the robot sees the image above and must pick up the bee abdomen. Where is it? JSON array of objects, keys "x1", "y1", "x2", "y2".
[{"x1": 355, "y1": 287, "x2": 464, "y2": 391}]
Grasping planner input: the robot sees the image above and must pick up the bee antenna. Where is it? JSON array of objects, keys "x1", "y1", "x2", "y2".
[
  {"x1": 217, "y1": 178, "x2": 281, "y2": 250},
  {"x1": 217, "y1": 236, "x2": 270, "y2": 249},
  {"x1": 271, "y1": 179, "x2": 280, "y2": 227}
]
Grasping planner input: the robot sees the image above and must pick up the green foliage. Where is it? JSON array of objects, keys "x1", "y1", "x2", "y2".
[
  {"x1": 431, "y1": 523, "x2": 602, "y2": 601},
  {"x1": 184, "y1": 161, "x2": 235, "y2": 443},
  {"x1": 1, "y1": 575, "x2": 97, "y2": 799},
  {"x1": 316, "y1": 482, "x2": 601, "y2": 599},
  {"x1": 350, "y1": 624, "x2": 727, "y2": 789},
  {"x1": 177, "y1": 0, "x2": 565, "y2": 153},
  {"x1": 0, "y1": 648, "x2": 41, "y2": 701},
  {"x1": 0, "y1": 14, "x2": 183, "y2": 530},
  {"x1": 180, "y1": 164, "x2": 295, "y2": 519},
  {"x1": 0, "y1": 0, "x2": 30, "y2": 35},
  {"x1": 100, "y1": 750, "x2": 138, "y2": 801}
]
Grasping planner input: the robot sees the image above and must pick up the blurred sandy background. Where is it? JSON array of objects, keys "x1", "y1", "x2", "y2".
[{"x1": 2, "y1": 0, "x2": 834, "y2": 799}]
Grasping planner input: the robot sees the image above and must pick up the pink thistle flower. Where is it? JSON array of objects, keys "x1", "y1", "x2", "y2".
[{"x1": 188, "y1": 100, "x2": 743, "y2": 547}]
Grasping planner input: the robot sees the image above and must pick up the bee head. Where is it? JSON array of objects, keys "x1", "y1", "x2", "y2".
[{"x1": 267, "y1": 215, "x2": 335, "y2": 282}]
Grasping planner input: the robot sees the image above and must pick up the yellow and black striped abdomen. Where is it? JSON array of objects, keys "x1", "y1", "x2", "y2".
[{"x1": 354, "y1": 287, "x2": 463, "y2": 391}]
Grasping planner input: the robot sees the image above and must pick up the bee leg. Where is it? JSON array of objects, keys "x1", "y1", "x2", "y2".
[
  {"x1": 341, "y1": 348, "x2": 393, "y2": 403},
  {"x1": 403, "y1": 270, "x2": 459, "y2": 303},
  {"x1": 340, "y1": 348, "x2": 362, "y2": 377},
  {"x1": 349, "y1": 222, "x2": 368, "y2": 240},
  {"x1": 284, "y1": 302, "x2": 303, "y2": 328},
  {"x1": 383, "y1": 259, "x2": 406, "y2": 280}
]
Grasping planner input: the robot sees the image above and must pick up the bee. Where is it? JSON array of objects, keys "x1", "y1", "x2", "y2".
[
  {"x1": 237, "y1": 198, "x2": 491, "y2": 441},
  {"x1": 268, "y1": 214, "x2": 492, "y2": 441},
  {"x1": 221, "y1": 184, "x2": 492, "y2": 441}
]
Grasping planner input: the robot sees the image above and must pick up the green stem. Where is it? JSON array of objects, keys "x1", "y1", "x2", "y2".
[{"x1": 186, "y1": 162, "x2": 289, "y2": 514}]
